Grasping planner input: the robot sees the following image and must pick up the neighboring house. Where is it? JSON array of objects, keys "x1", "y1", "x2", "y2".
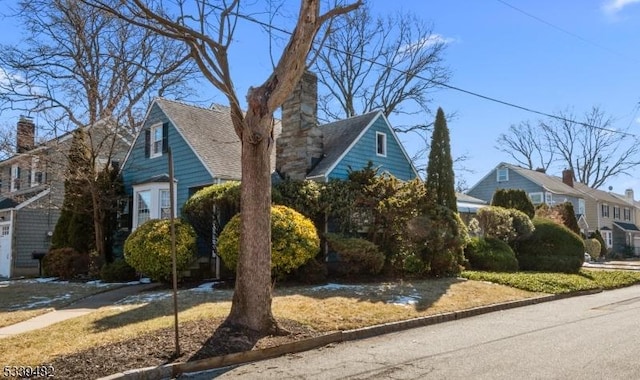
[
  {"x1": 456, "y1": 192, "x2": 487, "y2": 224},
  {"x1": 467, "y1": 162, "x2": 640, "y2": 256},
  {"x1": 0, "y1": 117, "x2": 131, "y2": 278}
]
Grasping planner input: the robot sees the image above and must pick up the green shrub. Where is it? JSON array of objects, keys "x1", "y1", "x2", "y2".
[
  {"x1": 589, "y1": 230, "x2": 608, "y2": 258},
  {"x1": 42, "y1": 247, "x2": 89, "y2": 280},
  {"x1": 464, "y1": 237, "x2": 519, "y2": 272},
  {"x1": 289, "y1": 258, "x2": 327, "y2": 284},
  {"x1": 100, "y1": 259, "x2": 138, "y2": 283},
  {"x1": 491, "y1": 188, "x2": 535, "y2": 218},
  {"x1": 124, "y1": 219, "x2": 197, "y2": 282},
  {"x1": 584, "y1": 238, "x2": 601, "y2": 260},
  {"x1": 325, "y1": 233, "x2": 385, "y2": 276},
  {"x1": 476, "y1": 206, "x2": 516, "y2": 242},
  {"x1": 407, "y1": 205, "x2": 467, "y2": 276},
  {"x1": 182, "y1": 182, "x2": 240, "y2": 255},
  {"x1": 516, "y1": 218, "x2": 585, "y2": 273},
  {"x1": 217, "y1": 205, "x2": 319, "y2": 280},
  {"x1": 273, "y1": 179, "x2": 323, "y2": 221}
]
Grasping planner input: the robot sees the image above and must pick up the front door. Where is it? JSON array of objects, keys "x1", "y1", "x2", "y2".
[{"x1": 0, "y1": 222, "x2": 12, "y2": 278}]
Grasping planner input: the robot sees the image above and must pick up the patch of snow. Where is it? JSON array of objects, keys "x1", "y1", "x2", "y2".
[
  {"x1": 115, "y1": 291, "x2": 172, "y2": 305},
  {"x1": 11, "y1": 293, "x2": 72, "y2": 310},
  {"x1": 309, "y1": 283, "x2": 365, "y2": 292},
  {"x1": 387, "y1": 294, "x2": 421, "y2": 306},
  {"x1": 34, "y1": 277, "x2": 59, "y2": 283},
  {"x1": 188, "y1": 282, "x2": 216, "y2": 293},
  {"x1": 139, "y1": 278, "x2": 152, "y2": 284}
]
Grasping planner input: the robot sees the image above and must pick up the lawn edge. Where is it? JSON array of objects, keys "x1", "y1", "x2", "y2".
[{"x1": 98, "y1": 288, "x2": 602, "y2": 380}]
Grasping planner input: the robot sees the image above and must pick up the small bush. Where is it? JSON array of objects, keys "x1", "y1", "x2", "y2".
[
  {"x1": 124, "y1": 219, "x2": 197, "y2": 282},
  {"x1": 325, "y1": 233, "x2": 385, "y2": 276},
  {"x1": 516, "y1": 218, "x2": 585, "y2": 273},
  {"x1": 464, "y1": 237, "x2": 519, "y2": 272},
  {"x1": 584, "y1": 238, "x2": 601, "y2": 260},
  {"x1": 476, "y1": 206, "x2": 516, "y2": 242},
  {"x1": 42, "y1": 247, "x2": 89, "y2": 280},
  {"x1": 100, "y1": 259, "x2": 138, "y2": 283},
  {"x1": 218, "y1": 205, "x2": 319, "y2": 280},
  {"x1": 289, "y1": 258, "x2": 327, "y2": 284},
  {"x1": 589, "y1": 230, "x2": 608, "y2": 258}
]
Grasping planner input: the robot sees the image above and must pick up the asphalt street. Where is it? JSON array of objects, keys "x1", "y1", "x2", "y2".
[{"x1": 180, "y1": 285, "x2": 640, "y2": 380}]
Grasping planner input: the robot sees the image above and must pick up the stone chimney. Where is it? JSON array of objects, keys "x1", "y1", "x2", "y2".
[
  {"x1": 562, "y1": 168, "x2": 574, "y2": 187},
  {"x1": 276, "y1": 70, "x2": 323, "y2": 180},
  {"x1": 625, "y1": 188, "x2": 634, "y2": 202},
  {"x1": 16, "y1": 116, "x2": 35, "y2": 153}
]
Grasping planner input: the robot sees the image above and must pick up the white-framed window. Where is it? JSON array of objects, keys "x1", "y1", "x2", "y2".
[
  {"x1": 529, "y1": 192, "x2": 543, "y2": 205},
  {"x1": 601, "y1": 204, "x2": 610, "y2": 218},
  {"x1": 545, "y1": 192, "x2": 553, "y2": 204},
  {"x1": 376, "y1": 132, "x2": 387, "y2": 157},
  {"x1": 10, "y1": 164, "x2": 20, "y2": 192},
  {"x1": 132, "y1": 182, "x2": 176, "y2": 229},
  {"x1": 578, "y1": 199, "x2": 585, "y2": 215},
  {"x1": 150, "y1": 124, "x2": 163, "y2": 158},
  {"x1": 30, "y1": 156, "x2": 41, "y2": 187},
  {"x1": 497, "y1": 168, "x2": 508, "y2": 182},
  {"x1": 613, "y1": 206, "x2": 620, "y2": 220},
  {"x1": 624, "y1": 208, "x2": 631, "y2": 221},
  {"x1": 601, "y1": 230, "x2": 613, "y2": 248}
]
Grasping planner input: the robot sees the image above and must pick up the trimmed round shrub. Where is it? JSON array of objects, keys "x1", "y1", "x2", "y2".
[
  {"x1": 100, "y1": 259, "x2": 138, "y2": 283},
  {"x1": 584, "y1": 238, "x2": 601, "y2": 260},
  {"x1": 464, "y1": 237, "x2": 519, "y2": 272},
  {"x1": 476, "y1": 206, "x2": 516, "y2": 242},
  {"x1": 217, "y1": 205, "x2": 319, "y2": 280},
  {"x1": 516, "y1": 218, "x2": 585, "y2": 273},
  {"x1": 290, "y1": 258, "x2": 328, "y2": 284},
  {"x1": 43, "y1": 247, "x2": 89, "y2": 280},
  {"x1": 124, "y1": 219, "x2": 197, "y2": 282},
  {"x1": 491, "y1": 188, "x2": 535, "y2": 219},
  {"x1": 325, "y1": 233, "x2": 385, "y2": 276}
]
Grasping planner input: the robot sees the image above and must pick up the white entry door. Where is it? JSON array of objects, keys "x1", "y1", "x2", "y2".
[{"x1": 0, "y1": 222, "x2": 12, "y2": 278}]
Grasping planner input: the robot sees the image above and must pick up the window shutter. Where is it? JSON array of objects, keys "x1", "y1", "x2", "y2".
[
  {"x1": 144, "y1": 129, "x2": 150, "y2": 158},
  {"x1": 162, "y1": 122, "x2": 169, "y2": 153}
]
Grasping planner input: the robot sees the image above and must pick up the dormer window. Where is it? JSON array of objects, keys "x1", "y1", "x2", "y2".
[
  {"x1": 376, "y1": 132, "x2": 387, "y2": 157},
  {"x1": 497, "y1": 168, "x2": 508, "y2": 182}
]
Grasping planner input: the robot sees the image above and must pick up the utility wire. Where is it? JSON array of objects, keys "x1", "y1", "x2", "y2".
[
  {"x1": 495, "y1": 0, "x2": 640, "y2": 65},
  {"x1": 212, "y1": 4, "x2": 638, "y2": 139}
]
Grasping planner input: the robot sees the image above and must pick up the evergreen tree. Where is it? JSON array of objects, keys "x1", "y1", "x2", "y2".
[
  {"x1": 51, "y1": 129, "x2": 95, "y2": 253},
  {"x1": 491, "y1": 189, "x2": 535, "y2": 219},
  {"x1": 426, "y1": 108, "x2": 457, "y2": 212}
]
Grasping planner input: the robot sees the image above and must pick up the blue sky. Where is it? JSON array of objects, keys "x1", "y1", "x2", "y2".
[{"x1": 1, "y1": 0, "x2": 639, "y2": 195}]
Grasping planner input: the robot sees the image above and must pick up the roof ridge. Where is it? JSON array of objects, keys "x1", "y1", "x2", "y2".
[{"x1": 155, "y1": 97, "x2": 228, "y2": 112}]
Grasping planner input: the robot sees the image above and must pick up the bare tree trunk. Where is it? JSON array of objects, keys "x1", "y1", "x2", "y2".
[{"x1": 225, "y1": 111, "x2": 277, "y2": 333}]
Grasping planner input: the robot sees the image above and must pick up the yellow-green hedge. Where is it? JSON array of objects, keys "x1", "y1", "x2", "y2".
[{"x1": 217, "y1": 205, "x2": 319, "y2": 279}]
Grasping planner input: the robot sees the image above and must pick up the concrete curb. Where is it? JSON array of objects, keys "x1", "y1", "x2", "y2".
[{"x1": 97, "y1": 288, "x2": 604, "y2": 380}]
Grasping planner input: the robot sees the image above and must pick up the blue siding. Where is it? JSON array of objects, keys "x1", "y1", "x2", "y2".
[
  {"x1": 467, "y1": 168, "x2": 544, "y2": 203},
  {"x1": 328, "y1": 116, "x2": 416, "y2": 181},
  {"x1": 121, "y1": 103, "x2": 214, "y2": 216}
]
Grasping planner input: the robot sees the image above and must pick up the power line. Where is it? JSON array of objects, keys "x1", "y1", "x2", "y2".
[
  {"x1": 213, "y1": 4, "x2": 638, "y2": 139},
  {"x1": 495, "y1": 0, "x2": 639, "y2": 65}
]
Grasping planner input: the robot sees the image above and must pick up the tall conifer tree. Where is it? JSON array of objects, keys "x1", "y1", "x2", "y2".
[{"x1": 426, "y1": 108, "x2": 457, "y2": 212}]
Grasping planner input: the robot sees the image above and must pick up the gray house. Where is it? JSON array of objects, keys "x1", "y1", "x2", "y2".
[
  {"x1": 0, "y1": 117, "x2": 131, "y2": 278},
  {"x1": 468, "y1": 162, "x2": 640, "y2": 255}
]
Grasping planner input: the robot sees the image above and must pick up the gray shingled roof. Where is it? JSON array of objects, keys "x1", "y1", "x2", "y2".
[
  {"x1": 155, "y1": 99, "x2": 280, "y2": 179},
  {"x1": 307, "y1": 111, "x2": 379, "y2": 178},
  {"x1": 500, "y1": 163, "x2": 584, "y2": 196},
  {"x1": 456, "y1": 192, "x2": 487, "y2": 204}
]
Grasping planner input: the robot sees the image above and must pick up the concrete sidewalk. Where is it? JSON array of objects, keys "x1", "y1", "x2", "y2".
[
  {"x1": 0, "y1": 282, "x2": 158, "y2": 339},
  {"x1": 583, "y1": 260, "x2": 640, "y2": 271}
]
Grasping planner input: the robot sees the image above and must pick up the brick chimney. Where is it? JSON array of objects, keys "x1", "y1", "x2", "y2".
[
  {"x1": 276, "y1": 70, "x2": 323, "y2": 180},
  {"x1": 562, "y1": 168, "x2": 574, "y2": 187},
  {"x1": 625, "y1": 188, "x2": 634, "y2": 202},
  {"x1": 16, "y1": 116, "x2": 35, "y2": 153}
]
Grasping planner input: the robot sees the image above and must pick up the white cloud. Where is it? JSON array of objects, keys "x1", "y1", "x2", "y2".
[
  {"x1": 399, "y1": 34, "x2": 455, "y2": 55},
  {"x1": 602, "y1": 0, "x2": 640, "y2": 14}
]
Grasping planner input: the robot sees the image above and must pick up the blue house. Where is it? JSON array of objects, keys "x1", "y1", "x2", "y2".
[{"x1": 121, "y1": 71, "x2": 417, "y2": 232}]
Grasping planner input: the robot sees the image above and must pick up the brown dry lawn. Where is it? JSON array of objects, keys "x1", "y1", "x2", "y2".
[
  {"x1": 0, "y1": 280, "x2": 119, "y2": 328},
  {"x1": 0, "y1": 277, "x2": 543, "y2": 379}
]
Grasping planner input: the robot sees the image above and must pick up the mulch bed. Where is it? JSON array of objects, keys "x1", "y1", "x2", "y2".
[{"x1": 48, "y1": 318, "x2": 323, "y2": 380}]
